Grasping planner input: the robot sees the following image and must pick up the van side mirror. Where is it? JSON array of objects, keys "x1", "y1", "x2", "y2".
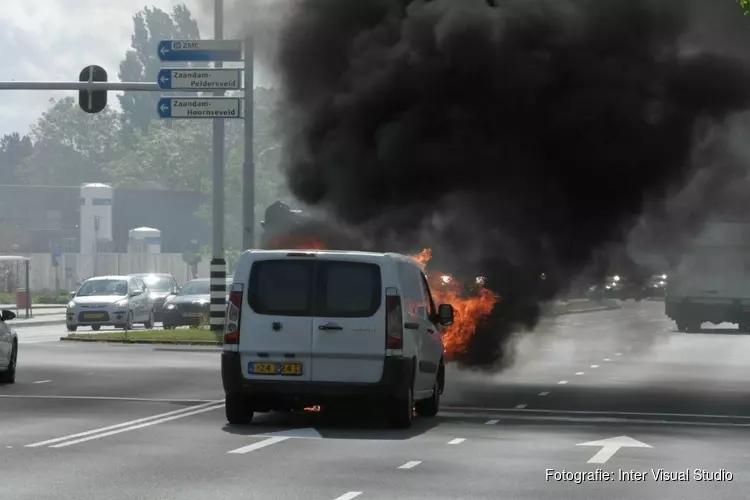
[
  {"x1": 437, "y1": 304, "x2": 454, "y2": 326},
  {"x1": 130, "y1": 289, "x2": 143, "y2": 297},
  {"x1": 70, "y1": 291, "x2": 76, "y2": 297},
  {"x1": 1, "y1": 309, "x2": 16, "y2": 322}
]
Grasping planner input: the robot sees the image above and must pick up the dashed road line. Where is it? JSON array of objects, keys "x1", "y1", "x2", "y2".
[
  {"x1": 334, "y1": 492, "x2": 362, "y2": 500},
  {"x1": 485, "y1": 419, "x2": 500, "y2": 425},
  {"x1": 538, "y1": 392, "x2": 550, "y2": 396},
  {"x1": 558, "y1": 380, "x2": 568, "y2": 385},
  {"x1": 32, "y1": 380, "x2": 51, "y2": 384},
  {"x1": 514, "y1": 403, "x2": 528, "y2": 409},
  {"x1": 603, "y1": 358, "x2": 611, "y2": 362},
  {"x1": 398, "y1": 461, "x2": 422, "y2": 469},
  {"x1": 448, "y1": 438, "x2": 465, "y2": 445},
  {"x1": 575, "y1": 372, "x2": 584, "y2": 375},
  {"x1": 615, "y1": 352, "x2": 622, "y2": 356},
  {"x1": 227, "y1": 436, "x2": 290, "y2": 454},
  {"x1": 590, "y1": 365, "x2": 599, "y2": 368},
  {"x1": 1, "y1": 394, "x2": 215, "y2": 403}
]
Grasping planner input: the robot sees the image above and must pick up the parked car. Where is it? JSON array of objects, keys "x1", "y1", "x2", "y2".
[
  {"x1": 66, "y1": 275, "x2": 155, "y2": 331},
  {"x1": 128, "y1": 273, "x2": 178, "y2": 322},
  {"x1": 221, "y1": 250, "x2": 454, "y2": 429},
  {"x1": 162, "y1": 277, "x2": 233, "y2": 329},
  {"x1": 0, "y1": 309, "x2": 18, "y2": 383}
]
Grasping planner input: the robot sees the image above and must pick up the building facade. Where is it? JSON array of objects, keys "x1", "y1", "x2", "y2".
[{"x1": 0, "y1": 184, "x2": 209, "y2": 254}]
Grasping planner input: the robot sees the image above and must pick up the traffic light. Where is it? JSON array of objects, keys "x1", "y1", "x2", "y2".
[{"x1": 79, "y1": 65, "x2": 107, "y2": 114}]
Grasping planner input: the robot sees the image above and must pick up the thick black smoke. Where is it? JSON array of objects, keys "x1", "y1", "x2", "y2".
[{"x1": 273, "y1": 0, "x2": 750, "y2": 369}]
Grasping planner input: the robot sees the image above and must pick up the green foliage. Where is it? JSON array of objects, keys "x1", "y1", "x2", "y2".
[
  {"x1": 118, "y1": 5, "x2": 200, "y2": 141},
  {"x1": 0, "y1": 291, "x2": 70, "y2": 304},
  {"x1": 0, "y1": 133, "x2": 33, "y2": 183},
  {"x1": 740, "y1": 0, "x2": 750, "y2": 15},
  {"x1": 18, "y1": 97, "x2": 122, "y2": 185}
]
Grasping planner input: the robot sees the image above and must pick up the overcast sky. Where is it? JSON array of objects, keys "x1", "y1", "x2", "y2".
[{"x1": 0, "y1": 0, "x2": 278, "y2": 137}]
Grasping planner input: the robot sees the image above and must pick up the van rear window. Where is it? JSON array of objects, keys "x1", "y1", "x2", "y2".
[{"x1": 248, "y1": 260, "x2": 381, "y2": 318}]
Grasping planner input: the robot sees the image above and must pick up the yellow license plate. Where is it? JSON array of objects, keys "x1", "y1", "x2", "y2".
[
  {"x1": 248, "y1": 362, "x2": 303, "y2": 376},
  {"x1": 84, "y1": 313, "x2": 105, "y2": 319}
]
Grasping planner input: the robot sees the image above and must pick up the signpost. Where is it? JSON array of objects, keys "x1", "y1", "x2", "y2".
[
  {"x1": 157, "y1": 40, "x2": 243, "y2": 62},
  {"x1": 157, "y1": 69, "x2": 241, "y2": 91},
  {"x1": 157, "y1": 97, "x2": 242, "y2": 119}
]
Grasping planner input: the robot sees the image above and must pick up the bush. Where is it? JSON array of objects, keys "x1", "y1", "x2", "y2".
[{"x1": 0, "y1": 291, "x2": 71, "y2": 305}]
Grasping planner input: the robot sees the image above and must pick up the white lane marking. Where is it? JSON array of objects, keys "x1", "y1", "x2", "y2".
[
  {"x1": 538, "y1": 392, "x2": 550, "y2": 396},
  {"x1": 398, "y1": 461, "x2": 422, "y2": 469},
  {"x1": 485, "y1": 419, "x2": 500, "y2": 425},
  {"x1": 558, "y1": 380, "x2": 568, "y2": 384},
  {"x1": 575, "y1": 372, "x2": 584, "y2": 375},
  {"x1": 603, "y1": 358, "x2": 611, "y2": 361},
  {"x1": 590, "y1": 365, "x2": 599, "y2": 368},
  {"x1": 448, "y1": 438, "x2": 465, "y2": 445},
  {"x1": 615, "y1": 352, "x2": 622, "y2": 356},
  {"x1": 443, "y1": 406, "x2": 750, "y2": 420},
  {"x1": 334, "y1": 493, "x2": 362, "y2": 500},
  {"x1": 227, "y1": 436, "x2": 290, "y2": 454},
  {"x1": 514, "y1": 403, "x2": 528, "y2": 409},
  {"x1": 26, "y1": 400, "x2": 222, "y2": 448},
  {"x1": 1, "y1": 394, "x2": 215, "y2": 403},
  {"x1": 49, "y1": 404, "x2": 224, "y2": 448},
  {"x1": 32, "y1": 380, "x2": 51, "y2": 384}
]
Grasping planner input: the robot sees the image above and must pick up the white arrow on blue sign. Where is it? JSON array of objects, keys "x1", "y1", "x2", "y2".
[
  {"x1": 157, "y1": 40, "x2": 243, "y2": 62},
  {"x1": 157, "y1": 68, "x2": 241, "y2": 91},
  {"x1": 157, "y1": 97, "x2": 242, "y2": 119}
]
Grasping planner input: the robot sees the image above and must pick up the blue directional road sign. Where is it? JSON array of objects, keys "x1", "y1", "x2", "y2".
[
  {"x1": 157, "y1": 40, "x2": 243, "y2": 62},
  {"x1": 53, "y1": 245, "x2": 62, "y2": 259},
  {"x1": 157, "y1": 97, "x2": 242, "y2": 119},
  {"x1": 157, "y1": 68, "x2": 241, "y2": 91}
]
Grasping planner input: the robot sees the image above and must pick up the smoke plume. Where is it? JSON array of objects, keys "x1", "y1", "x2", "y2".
[{"x1": 271, "y1": 0, "x2": 750, "y2": 370}]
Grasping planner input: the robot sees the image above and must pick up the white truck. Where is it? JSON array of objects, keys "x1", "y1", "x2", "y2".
[{"x1": 665, "y1": 221, "x2": 750, "y2": 332}]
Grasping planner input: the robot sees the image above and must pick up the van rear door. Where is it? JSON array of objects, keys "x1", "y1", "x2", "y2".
[
  {"x1": 311, "y1": 256, "x2": 385, "y2": 384},
  {"x1": 241, "y1": 258, "x2": 314, "y2": 382}
]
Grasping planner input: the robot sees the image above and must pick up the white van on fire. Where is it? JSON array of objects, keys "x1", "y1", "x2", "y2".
[{"x1": 221, "y1": 249, "x2": 455, "y2": 429}]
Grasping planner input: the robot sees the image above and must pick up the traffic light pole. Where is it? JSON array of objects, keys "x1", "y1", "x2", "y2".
[
  {"x1": 210, "y1": 0, "x2": 228, "y2": 338},
  {"x1": 243, "y1": 36, "x2": 255, "y2": 251}
]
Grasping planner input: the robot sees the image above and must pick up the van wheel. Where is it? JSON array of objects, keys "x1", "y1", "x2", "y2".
[
  {"x1": 225, "y1": 394, "x2": 254, "y2": 425},
  {"x1": 386, "y1": 387, "x2": 413, "y2": 429},
  {"x1": 415, "y1": 380, "x2": 440, "y2": 417},
  {"x1": 91, "y1": 325, "x2": 101, "y2": 331}
]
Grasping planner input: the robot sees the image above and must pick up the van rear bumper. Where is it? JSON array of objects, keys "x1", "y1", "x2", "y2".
[{"x1": 221, "y1": 352, "x2": 413, "y2": 403}]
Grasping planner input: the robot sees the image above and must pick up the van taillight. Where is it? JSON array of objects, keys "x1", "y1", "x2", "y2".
[
  {"x1": 385, "y1": 293, "x2": 403, "y2": 350},
  {"x1": 224, "y1": 283, "x2": 244, "y2": 344}
]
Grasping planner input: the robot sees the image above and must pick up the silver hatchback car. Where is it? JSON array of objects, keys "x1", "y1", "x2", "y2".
[{"x1": 66, "y1": 275, "x2": 155, "y2": 332}]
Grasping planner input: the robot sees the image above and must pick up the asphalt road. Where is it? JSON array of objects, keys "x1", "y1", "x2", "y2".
[{"x1": 1, "y1": 301, "x2": 749, "y2": 500}]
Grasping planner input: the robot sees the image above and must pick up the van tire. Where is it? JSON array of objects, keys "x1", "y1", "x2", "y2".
[
  {"x1": 415, "y1": 380, "x2": 440, "y2": 417},
  {"x1": 386, "y1": 387, "x2": 413, "y2": 429},
  {"x1": 225, "y1": 394, "x2": 254, "y2": 425}
]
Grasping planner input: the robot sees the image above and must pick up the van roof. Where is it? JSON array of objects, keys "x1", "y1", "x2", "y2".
[{"x1": 241, "y1": 249, "x2": 413, "y2": 261}]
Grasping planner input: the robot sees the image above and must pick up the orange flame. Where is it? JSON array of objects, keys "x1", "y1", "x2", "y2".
[{"x1": 410, "y1": 248, "x2": 498, "y2": 356}]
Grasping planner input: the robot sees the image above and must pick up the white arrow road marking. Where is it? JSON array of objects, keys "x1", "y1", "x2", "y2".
[{"x1": 576, "y1": 436, "x2": 652, "y2": 463}]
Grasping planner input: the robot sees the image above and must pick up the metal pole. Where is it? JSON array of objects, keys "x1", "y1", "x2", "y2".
[
  {"x1": 25, "y1": 260, "x2": 30, "y2": 319},
  {"x1": 210, "y1": 0, "x2": 227, "y2": 337},
  {"x1": 242, "y1": 36, "x2": 255, "y2": 251}
]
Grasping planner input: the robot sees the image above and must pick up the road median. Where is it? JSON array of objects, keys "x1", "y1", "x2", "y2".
[
  {"x1": 547, "y1": 299, "x2": 620, "y2": 316},
  {"x1": 61, "y1": 328, "x2": 222, "y2": 345}
]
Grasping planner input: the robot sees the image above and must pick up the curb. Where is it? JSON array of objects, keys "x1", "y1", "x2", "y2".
[
  {"x1": 14, "y1": 319, "x2": 66, "y2": 328},
  {"x1": 60, "y1": 337, "x2": 221, "y2": 346}
]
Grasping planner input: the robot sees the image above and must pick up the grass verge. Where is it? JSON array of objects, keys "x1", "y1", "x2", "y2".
[{"x1": 64, "y1": 328, "x2": 221, "y2": 344}]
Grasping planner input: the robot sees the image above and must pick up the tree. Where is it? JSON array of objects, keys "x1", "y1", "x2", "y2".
[
  {"x1": 0, "y1": 133, "x2": 33, "y2": 184},
  {"x1": 740, "y1": 0, "x2": 750, "y2": 15},
  {"x1": 18, "y1": 97, "x2": 122, "y2": 185},
  {"x1": 118, "y1": 5, "x2": 200, "y2": 141}
]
